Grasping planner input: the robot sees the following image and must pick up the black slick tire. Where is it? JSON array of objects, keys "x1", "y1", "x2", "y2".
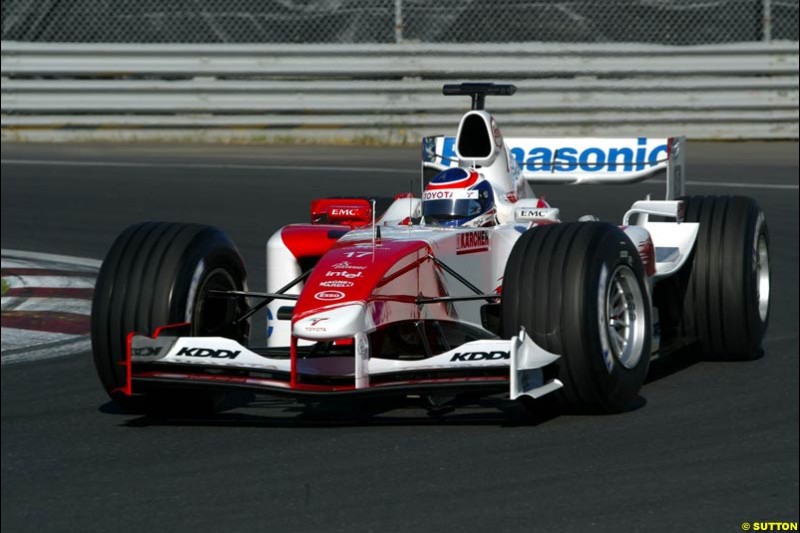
[
  {"x1": 501, "y1": 222, "x2": 652, "y2": 414},
  {"x1": 677, "y1": 195, "x2": 770, "y2": 359},
  {"x1": 91, "y1": 222, "x2": 249, "y2": 412}
]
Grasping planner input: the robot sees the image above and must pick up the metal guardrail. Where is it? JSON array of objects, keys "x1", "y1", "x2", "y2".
[{"x1": 2, "y1": 41, "x2": 798, "y2": 141}]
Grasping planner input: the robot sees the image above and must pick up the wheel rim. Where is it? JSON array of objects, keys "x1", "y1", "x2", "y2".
[
  {"x1": 193, "y1": 268, "x2": 238, "y2": 337},
  {"x1": 756, "y1": 234, "x2": 770, "y2": 322},
  {"x1": 604, "y1": 265, "x2": 646, "y2": 370}
]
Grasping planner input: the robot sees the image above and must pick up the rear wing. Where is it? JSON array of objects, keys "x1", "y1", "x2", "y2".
[{"x1": 422, "y1": 136, "x2": 686, "y2": 200}]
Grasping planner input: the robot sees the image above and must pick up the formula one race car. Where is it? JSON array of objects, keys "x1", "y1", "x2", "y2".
[{"x1": 92, "y1": 83, "x2": 770, "y2": 415}]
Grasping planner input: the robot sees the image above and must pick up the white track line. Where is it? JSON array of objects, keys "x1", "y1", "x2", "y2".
[
  {"x1": 0, "y1": 158, "x2": 417, "y2": 175},
  {"x1": 1, "y1": 327, "x2": 82, "y2": 353},
  {"x1": 2, "y1": 297, "x2": 93, "y2": 314},
  {"x1": 1, "y1": 249, "x2": 102, "y2": 268},
  {"x1": 2, "y1": 258, "x2": 44, "y2": 269},
  {"x1": 2, "y1": 158, "x2": 796, "y2": 190},
  {"x1": 1, "y1": 335, "x2": 91, "y2": 365},
  {"x1": 2, "y1": 276, "x2": 96, "y2": 290},
  {"x1": 683, "y1": 180, "x2": 798, "y2": 190}
]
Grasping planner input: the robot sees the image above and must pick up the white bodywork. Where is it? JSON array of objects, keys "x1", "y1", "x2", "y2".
[{"x1": 133, "y1": 105, "x2": 701, "y2": 402}]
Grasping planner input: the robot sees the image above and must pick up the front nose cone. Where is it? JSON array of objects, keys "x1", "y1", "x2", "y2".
[{"x1": 293, "y1": 304, "x2": 367, "y2": 340}]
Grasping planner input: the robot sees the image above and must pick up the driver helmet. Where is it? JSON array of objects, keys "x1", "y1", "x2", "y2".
[{"x1": 422, "y1": 168, "x2": 497, "y2": 227}]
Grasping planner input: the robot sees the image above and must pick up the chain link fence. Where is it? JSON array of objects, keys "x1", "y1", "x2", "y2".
[{"x1": 2, "y1": 0, "x2": 798, "y2": 45}]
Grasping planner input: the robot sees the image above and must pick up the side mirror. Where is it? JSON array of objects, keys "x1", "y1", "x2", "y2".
[{"x1": 513, "y1": 200, "x2": 560, "y2": 224}]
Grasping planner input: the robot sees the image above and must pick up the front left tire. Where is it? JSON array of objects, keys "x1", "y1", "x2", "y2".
[{"x1": 91, "y1": 222, "x2": 249, "y2": 412}]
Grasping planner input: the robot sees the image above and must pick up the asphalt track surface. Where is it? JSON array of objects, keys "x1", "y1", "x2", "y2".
[{"x1": 2, "y1": 142, "x2": 798, "y2": 533}]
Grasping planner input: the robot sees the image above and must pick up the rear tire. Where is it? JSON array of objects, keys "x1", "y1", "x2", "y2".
[
  {"x1": 91, "y1": 222, "x2": 249, "y2": 412},
  {"x1": 677, "y1": 195, "x2": 770, "y2": 359},
  {"x1": 501, "y1": 222, "x2": 651, "y2": 413}
]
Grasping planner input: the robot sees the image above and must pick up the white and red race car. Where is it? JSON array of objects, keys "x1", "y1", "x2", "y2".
[{"x1": 92, "y1": 83, "x2": 770, "y2": 415}]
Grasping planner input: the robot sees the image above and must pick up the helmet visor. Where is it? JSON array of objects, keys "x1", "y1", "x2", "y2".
[{"x1": 423, "y1": 199, "x2": 484, "y2": 225}]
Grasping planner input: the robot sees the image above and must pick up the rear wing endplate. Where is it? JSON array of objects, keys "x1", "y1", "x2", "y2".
[{"x1": 422, "y1": 136, "x2": 686, "y2": 200}]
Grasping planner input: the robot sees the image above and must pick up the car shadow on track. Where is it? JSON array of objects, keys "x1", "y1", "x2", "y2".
[
  {"x1": 643, "y1": 344, "x2": 766, "y2": 386},
  {"x1": 103, "y1": 393, "x2": 566, "y2": 429},
  {"x1": 644, "y1": 350, "x2": 699, "y2": 385},
  {"x1": 103, "y1": 393, "x2": 651, "y2": 429}
]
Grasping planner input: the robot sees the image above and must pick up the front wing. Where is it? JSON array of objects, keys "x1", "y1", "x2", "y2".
[{"x1": 121, "y1": 324, "x2": 563, "y2": 400}]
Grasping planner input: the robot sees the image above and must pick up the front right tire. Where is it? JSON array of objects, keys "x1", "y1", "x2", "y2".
[{"x1": 501, "y1": 222, "x2": 651, "y2": 413}]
